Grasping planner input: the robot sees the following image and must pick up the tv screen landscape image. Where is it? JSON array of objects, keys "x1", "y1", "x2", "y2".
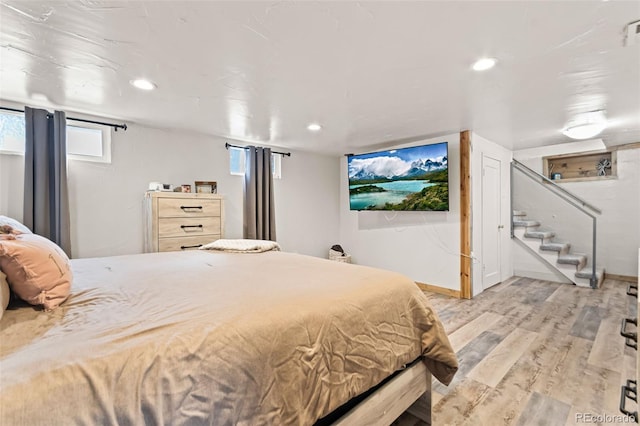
[{"x1": 348, "y1": 142, "x2": 449, "y2": 211}]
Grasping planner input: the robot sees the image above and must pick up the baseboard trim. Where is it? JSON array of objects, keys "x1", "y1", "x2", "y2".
[
  {"x1": 604, "y1": 273, "x2": 638, "y2": 283},
  {"x1": 416, "y1": 282, "x2": 461, "y2": 298}
]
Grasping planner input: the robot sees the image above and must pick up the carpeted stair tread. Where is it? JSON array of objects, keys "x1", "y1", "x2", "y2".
[
  {"x1": 557, "y1": 254, "x2": 587, "y2": 266},
  {"x1": 524, "y1": 230, "x2": 555, "y2": 239},
  {"x1": 540, "y1": 242, "x2": 570, "y2": 252},
  {"x1": 512, "y1": 208, "x2": 604, "y2": 286},
  {"x1": 575, "y1": 267, "x2": 603, "y2": 280},
  {"x1": 513, "y1": 220, "x2": 540, "y2": 227}
]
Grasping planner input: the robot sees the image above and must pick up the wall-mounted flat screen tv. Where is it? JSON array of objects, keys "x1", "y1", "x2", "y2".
[{"x1": 348, "y1": 142, "x2": 449, "y2": 211}]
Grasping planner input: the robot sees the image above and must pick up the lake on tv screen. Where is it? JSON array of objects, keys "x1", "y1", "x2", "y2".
[{"x1": 349, "y1": 180, "x2": 437, "y2": 210}]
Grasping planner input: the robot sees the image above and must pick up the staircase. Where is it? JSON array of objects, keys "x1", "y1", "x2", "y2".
[{"x1": 512, "y1": 210, "x2": 604, "y2": 288}]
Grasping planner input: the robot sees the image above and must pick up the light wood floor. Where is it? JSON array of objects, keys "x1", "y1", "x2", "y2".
[{"x1": 394, "y1": 277, "x2": 638, "y2": 426}]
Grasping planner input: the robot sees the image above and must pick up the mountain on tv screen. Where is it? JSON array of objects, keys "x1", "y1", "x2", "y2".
[{"x1": 348, "y1": 142, "x2": 449, "y2": 211}]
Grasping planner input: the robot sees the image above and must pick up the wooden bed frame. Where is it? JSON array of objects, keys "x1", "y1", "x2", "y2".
[{"x1": 333, "y1": 361, "x2": 432, "y2": 426}]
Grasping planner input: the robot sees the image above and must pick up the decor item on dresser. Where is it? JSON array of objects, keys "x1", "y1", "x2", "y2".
[
  {"x1": 148, "y1": 182, "x2": 173, "y2": 191},
  {"x1": 144, "y1": 192, "x2": 224, "y2": 252},
  {"x1": 195, "y1": 180, "x2": 217, "y2": 194}
]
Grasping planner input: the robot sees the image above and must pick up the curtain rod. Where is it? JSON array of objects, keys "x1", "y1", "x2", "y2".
[
  {"x1": 225, "y1": 142, "x2": 291, "y2": 157},
  {"x1": 0, "y1": 106, "x2": 128, "y2": 132}
]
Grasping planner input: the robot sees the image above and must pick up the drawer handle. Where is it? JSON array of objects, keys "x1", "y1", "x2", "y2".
[
  {"x1": 180, "y1": 206, "x2": 203, "y2": 210},
  {"x1": 181, "y1": 224, "x2": 203, "y2": 229},
  {"x1": 628, "y1": 283, "x2": 638, "y2": 298},
  {"x1": 619, "y1": 379, "x2": 638, "y2": 422},
  {"x1": 181, "y1": 244, "x2": 203, "y2": 250},
  {"x1": 620, "y1": 317, "x2": 637, "y2": 350}
]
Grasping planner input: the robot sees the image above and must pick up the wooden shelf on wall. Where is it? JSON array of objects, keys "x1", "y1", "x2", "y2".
[{"x1": 543, "y1": 150, "x2": 617, "y2": 183}]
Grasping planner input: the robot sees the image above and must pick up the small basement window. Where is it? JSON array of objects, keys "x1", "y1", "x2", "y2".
[
  {"x1": 0, "y1": 111, "x2": 25, "y2": 154},
  {"x1": 229, "y1": 146, "x2": 282, "y2": 179},
  {"x1": 0, "y1": 110, "x2": 111, "y2": 163},
  {"x1": 66, "y1": 123, "x2": 111, "y2": 163}
]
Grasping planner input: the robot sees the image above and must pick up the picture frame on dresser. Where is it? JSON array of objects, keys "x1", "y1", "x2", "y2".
[{"x1": 195, "y1": 181, "x2": 217, "y2": 194}]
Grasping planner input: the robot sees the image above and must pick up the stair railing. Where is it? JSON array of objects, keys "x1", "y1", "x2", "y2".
[{"x1": 510, "y1": 159, "x2": 602, "y2": 288}]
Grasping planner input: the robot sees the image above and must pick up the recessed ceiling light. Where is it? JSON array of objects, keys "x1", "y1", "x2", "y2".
[
  {"x1": 562, "y1": 110, "x2": 607, "y2": 139},
  {"x1": 307, "y1": 123, "x2": 322, "y2": 132},
  {"x1": 130, "y1": 78, "x2": 157, "y2": 90},
  {"x1": 472, "y1": 57, "x2": 497, "y2": 71}
]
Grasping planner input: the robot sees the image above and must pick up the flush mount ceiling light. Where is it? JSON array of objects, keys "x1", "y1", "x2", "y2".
[
  {"x1": 130, "y1": 78, "x2": 157, "y2": 91},
  {"x1": 472, "y1": 57, "x2": 497, "y2": 71},
  {"x1": 562, "y1": 110, "x2": 607, "y2": 139},
  {"x1": 307, "y1": 123, "x2": 322, "y2": 132}
]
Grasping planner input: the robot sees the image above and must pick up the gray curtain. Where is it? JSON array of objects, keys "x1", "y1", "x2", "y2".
[
  {"x1": 23, "y1": 106, "x2": 71, "y2": 255},
  {"x1": 243, "y1": 146, "x2": 276, "y2": 241}
]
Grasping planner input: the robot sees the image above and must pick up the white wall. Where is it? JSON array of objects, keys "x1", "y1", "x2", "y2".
[
  {"x1": 513, "y1": 142, "x2": 640, "y2": 278},
  {"x1": 0, "y1": 120, "x2": 340, "y2": 259},
  {"x1": 273, "y1": 149, "x2": 341, "y2": 258},
  {"x1": 470, "y1": 133, "x2": 513, "y2": 296},
  {"x1": 338, "y1": 133, "x2": 461, "y2": 290}
]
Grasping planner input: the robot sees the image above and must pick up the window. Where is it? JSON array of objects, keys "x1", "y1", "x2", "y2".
[
  {"x1": 0, "y1": 111, "x2": 111, "y2": 163},
  {"x1": 271, "y1": 152, "x2": 282, "y2": 179},
  {"x1": 229, "y1": 146, "x2": 282, "y2": 179},
  {"x1": 0, "y1": 111, "x2": 25, "y2": 154},
  {"x1": 229, "y1": 146, "x2": 245, "y2": 176},
  {"x1": 66, "y1": 124, "x2": 111, "y2": 163}
]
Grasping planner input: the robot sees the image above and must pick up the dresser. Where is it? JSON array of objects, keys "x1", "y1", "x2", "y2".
[{"x1": 144, "y1": 192, "x2": 224, "y2": 252}]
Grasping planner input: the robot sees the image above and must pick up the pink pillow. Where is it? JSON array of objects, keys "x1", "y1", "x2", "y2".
[{"x1": 0, "y1": 233, "x2": 72, "y2": 311}]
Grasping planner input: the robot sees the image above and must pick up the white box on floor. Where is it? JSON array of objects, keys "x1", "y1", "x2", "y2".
[{"x1": 329, "y1": 249, "x2": 352, "y2": 264}]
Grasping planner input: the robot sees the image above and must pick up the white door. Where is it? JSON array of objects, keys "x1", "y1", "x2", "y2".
[{"x1": 482, "y1": 155, "x2": 502, "y2": 290}]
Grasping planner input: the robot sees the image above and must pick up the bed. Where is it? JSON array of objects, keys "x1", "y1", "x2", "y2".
[{"x1": 0, "y1": 249, "x2": 457, "y2": 425}]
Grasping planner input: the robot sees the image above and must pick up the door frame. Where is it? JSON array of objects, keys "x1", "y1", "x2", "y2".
[
  {"x1": 460, "y1": 131, "x2": 472, "y2": 299},
  {"x1": 469, "y1": 133, "x2": 513, "y2": 298},
  {"x1": 481, "y1": 154, "x2": 502, "y2": 291}
]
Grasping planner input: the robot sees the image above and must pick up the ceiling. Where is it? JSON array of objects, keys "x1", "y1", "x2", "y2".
[{"x1": 1, "y1": 1, "x2": 639, "y2": 155}]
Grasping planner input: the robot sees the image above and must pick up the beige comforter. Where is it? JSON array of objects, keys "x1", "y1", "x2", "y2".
[{"x1": 0, "y1": 251, "x2": 457, "y2": 425}]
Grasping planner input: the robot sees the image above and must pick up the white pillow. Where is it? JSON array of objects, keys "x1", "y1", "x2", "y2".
[
  {"x1": 200, "y1": 238, "x2": 281, "y2": 253},
  {"x1": 0, "y1": 216, "x2": 33, "y2": 234},
  {"x1": 0, "y1": 270, "x2": 10, "y2": 320}
]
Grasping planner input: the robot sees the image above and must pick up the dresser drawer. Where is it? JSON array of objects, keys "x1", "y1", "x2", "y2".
[
  {"x1": 144, "y1": 192, "x2": 224, "y2": 253},
  {"x1": 158, "y1": 198, "x2": 221, "y2": 218},
  {"x1": 158, "y1": 235, "x2": 221, "y2": 252},
  {"x1": 158, "y1": 217, "x2": 221, "y2": 238}
]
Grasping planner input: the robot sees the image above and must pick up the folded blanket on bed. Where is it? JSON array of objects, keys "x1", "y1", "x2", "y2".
[{"x1": 200, "y1": 238, "x2": 281, "y2": 253}]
